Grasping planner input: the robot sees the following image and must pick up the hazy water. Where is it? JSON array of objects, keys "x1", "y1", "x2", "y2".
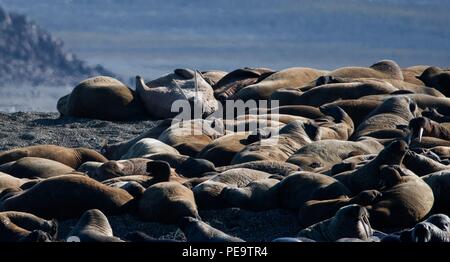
[{"x1": 0, "y1": 0, "x2": 449, "y2": 112}]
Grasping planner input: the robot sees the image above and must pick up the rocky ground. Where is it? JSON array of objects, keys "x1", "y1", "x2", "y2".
[{"x1": 0, "y1": 112, "x2": 299, "y2": 242}]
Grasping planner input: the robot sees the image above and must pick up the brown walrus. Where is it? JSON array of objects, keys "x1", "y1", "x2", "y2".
[
  {"x1": 0, "y1": 157, "x2": 74, "y2": 179},
  {"x1": 0, "y1": 175, "x2": 134, "y2": 219},
  {"x1": 0, "y1": 145, "x2": 108, "y2": 169},
  {"x1": 0, "y1": 211, "x2": 57, "y2": 242}
]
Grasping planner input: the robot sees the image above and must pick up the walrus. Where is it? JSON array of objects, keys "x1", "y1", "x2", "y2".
[
  {"x1": 298, "y1": 190, "x2": 383, "y2": 227},
  {"x1": 324, "y1": 60, "x2": 404, "y2": 81},
  {"x1": 136, "y1": 69, "x2": 218, "y2": 119},
  {"x1": 215, "y1": 160, "x2": 300, "y2": 177},
  {"x1": 333, "y1": 140, "x2": 408, "y2": 194},
  {"x1": 402, "y1": 150, "x2": 448, "y2": 177},
  {"x1": 66, "y1": 209, "x2": 123, "y2": 242},
  {"x1": 310, "y1": 76, "x2": 444, "y2": 97},
  {"x1": 221, "y1": 178, "x2": 280, "y2": 211},
  {"x1": 200, "y1": 70, "x2": 228, "y2": 87},
  {"x1": 417, "y1": 67, "x2": 450, "y2": 96},
  {"x1": 0, "y1": 145, "x2": 108, "y2": 169},
  {"x1": 351, "y1": 96, "x2": 418, "y2": 140},
  {"x1": 192, "y1": 168, "x2": 271, "y2": 209},
  {"x1": 0, "y1": 157, "x2": 74, "y2": 179},
  {"x1": 230, "y1": 120, "x2": 317, "y2": 164},
  {"x1": 87, "y1": 158, "x2": 152, "y2": 182},
  {"x1": 297, "y1": 204, "x2": 373, "y2": 242},
  {"x1": 101, "y1": 119, "x2": 174, "y2": 160},
  {"x1": 364, "y1": 165, "x2": 434, "y2": 232},
  {"x1": 0, "y1": 172, "x2": 30, "y2": 192},
  {"x1": 322, "y1": 99, "x2": 383, "y2": 128},
  {"x1": 213, "y1": 67, "x2": 274, "y2": 101},
  {"x1": 158, "y1": 119, "x2": 224, "y2": 157},
  {"x1": 196, "y1": 132, "x2": 249, "y2": 167},
  {"x1": 286, "y1": 138, "x2": 383, "y2": 172},
  {"x1": 57, "y1": 76, "x2": 147, "y2": 121},
  {"x1": 179, "y1": 216, "x2": 245, "y2": 242},
  {"x1": 138, "y1": 181, "x2": 199, "y2": 224},
  {"x1": 422, "y1": 171, "x2": 450, "y2": 214},
  {"x1": 119, "y1": 138, "x2": 180, "y2": 159},
  {"x1": 271, "y1": 80, "x2": 397, "y2": 107},
  {"x1": 232, "y1": 67, "x2": 326, "y2": 101},
  {"x1": 275, "y1": 171, "x2": 351, "y2": 210},
  {"x1": 0, "y1": 175, "x2": 134, "y2": 219},
  {"x1": 402, "y1": 65, "x2": 429, "y2": 85},
  {"x1": 0, "y1": 211, "x2": 57, "y2": 242},
  {"x1": 408, "y1": 116, "x2": 450, "y2": 142},
  {"x1": 146, "y1": 153, "x2": 216, "y2": 178},
  {"x1": 409, "y1": 222, "x2": 450, "y2": 242}
]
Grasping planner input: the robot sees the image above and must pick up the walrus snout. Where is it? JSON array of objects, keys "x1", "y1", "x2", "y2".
[
  {"x1": 146, "y1": 161, "x2": 171, "y2": 180},
  {"x1": 412, "y1": 222, "x2": 432, "y2": 242}
]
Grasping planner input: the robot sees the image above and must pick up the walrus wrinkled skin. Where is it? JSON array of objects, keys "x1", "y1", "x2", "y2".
[
  {"x1": 57, "y1": 76, "x2": 147, "y2": 121},
  {"x1": 298, "y1": 190, "x2": 382, "y2": 227},
  {"x1": 351, "y1": 96, "x2": 418, "y2": 140},
  {"x1": 422, "y1": 171, "x2": 450, "y2": 214},
  {"x1": 297, "y1": 204, "x2": 373, "y2": 242},
  {"x1": 136, "y1": 69, "x2": 218, "y2": 119},
  {"x1": 325, "y1": 60, "x2": 404, "y2": 81},
  {"x1": 333, "y1": 140, "x2": 408, "y2": 194},
  {"x1": 287, "y1": 139, "x2": 383, "y2": 172},
  {"x1": 233, "y1": 67, "x2": 326, "y2": 101},
  {"x1": 221, "y1": 178, "x2": 280, "y2": 211},
  {"x1": 0, "y1": 157, "x2": 74, "y2": 179},
  {"x1": 276, "y1": 172, "x2": 351, "y2": 210},
  {"x1": 66, "y1": 209, "x2": 123, "y2": 242},
  {"x1": 138, "y1": 182, "x2": 199, "y2": 224},
  {"x1": 88, "y1": 158, "x2": 152, "y2": 182},
  {"x1": 366, "y1": 165, "x2": 434, "y2": 232},
  {"x1": 192, "y1": 168, "x2": 271, "y2": 209},
  {"x1": 0, "y1": 145, "x2": 108, "y2": 169},
  {"x1": 0, "y1": 175, "x2": 134, "y2": 219},
  {"x1": 0, "y1": 211, "x2": 57, "y2": 242},
  {"x1": 215, "y1": 160, "x2": 300, "y2": 177},
  {"x1": 179, "y1": 216, "x2": 245, "y2": 242}
]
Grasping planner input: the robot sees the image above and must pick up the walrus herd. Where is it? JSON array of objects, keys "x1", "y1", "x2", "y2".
[{"x1": 1, "y1": 59, "x2": 450, "y2": 242}]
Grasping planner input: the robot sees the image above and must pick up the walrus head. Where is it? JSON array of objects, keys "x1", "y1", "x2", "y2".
[
  {"x1": 19, "y1": 230, "x2": 53, "y2": 242},
  {"x1": 425, "y1": 214, "x2": 450, "y2": 232},
  {"x1": 331, "y1": 204, "x2": 373, "y2": 241},
  {"x1": 379, "y1": 140, "x2": 408, "y2": 165},
  {"x1": 351, "y1": 190, "x2": 383, "y2": 206},
  {"x1": 417, "y1": 66, "x2": 441, "y2": 84},
  {"x1": 146, "y1": 161, "x2": 172, "y2": 181},
  {"x1": 56, "y1": 94, "x2": 70, "y2": 118},
  {"x1": 408, "y1": 117, "x2": 433, "y2": 143}
]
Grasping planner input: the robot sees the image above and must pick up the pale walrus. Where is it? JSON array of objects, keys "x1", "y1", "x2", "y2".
[
  {"x1": 57, "y1": 76, "x2": 147, "y2": 121},
  {"x1": 0, "y1": 175, "x2": 134, "y2": 219},
  {"x1": 66, "y1": 209, "x2": 123, "y2": 242},
  {"x1": 119, "y1": 138, "x2": 180, "y2": 159},
  {"x1": 136, "y1": 69, "x2": 218, "y2": 119},
  {"x1": 179, "y1": 216, "x2": 245, "y2": 242},
  {"x1": 0, "y1": 157, "x2": 74, "y2": 179},
  {"x1": 0, "y1": 211, "x2": 57, "y2": 242},
  {"x1": 297, "y1": 204, "x2": 373, "y2": 242},
  {"x1": 138, "y1": 181, "x2": 199, "y2": 224},
  {"x1": 0, "y1": 145, "x2": 108, "y2": 169}
]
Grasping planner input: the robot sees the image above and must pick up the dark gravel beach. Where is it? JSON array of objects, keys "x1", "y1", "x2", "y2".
[{"x1": 0, "y1": 112, "x2": 299, "y2": 241}]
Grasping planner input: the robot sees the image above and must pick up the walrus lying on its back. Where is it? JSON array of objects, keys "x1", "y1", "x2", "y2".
[{"x1": 0, "y1": 145, "x2": 108, "y2": 169}]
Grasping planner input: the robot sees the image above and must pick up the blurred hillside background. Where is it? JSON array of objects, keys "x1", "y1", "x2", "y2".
[{"x1": 0, "y1": 0, "x2": 449, "y2": 112}]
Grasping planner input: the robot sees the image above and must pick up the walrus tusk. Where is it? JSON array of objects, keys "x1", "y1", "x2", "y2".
[{"x1": 418, "y1": 127, "x2": 424, "y2": 142}]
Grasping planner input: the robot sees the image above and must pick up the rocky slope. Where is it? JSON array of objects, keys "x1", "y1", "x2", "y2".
[{"x1": 0, "y1": 6, "x2": 113, "y2": 86}]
